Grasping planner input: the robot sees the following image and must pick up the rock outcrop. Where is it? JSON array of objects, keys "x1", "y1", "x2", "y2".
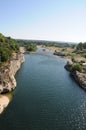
[
  {"x1": 71, "y1": 71, "x2": 86, "y2": 90},
  {"x1": 64, "y1": 60, "x2": 73, "y2": 71},
  {"x1": 65, "y1": 61, "x2": 86, "y2": 90},
  {"x1": 0, "y1": 53, "x2": 25, "y2": 94}
]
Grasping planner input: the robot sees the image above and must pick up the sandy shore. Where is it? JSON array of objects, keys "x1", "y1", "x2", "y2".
[{"x1": 0, "y1": 95, "x2": 10, "y2": 114}]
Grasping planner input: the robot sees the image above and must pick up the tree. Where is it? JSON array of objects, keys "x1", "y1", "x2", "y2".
[
  {"x1": 0, "y1": 47, "x2": 12, "y2": 62},
  {"x1": 26, "y1": 44, "x2": 37, "y2": 52},
  {"x1": 76, "y1": 42, "x2": 83, "y2": 50},
  {"x1": 0, "y1": 33, "x2": 5, "y2": 43},
  {"x1": 83, "y1": 42, "x2": 86, "y2": 49},
  {"x1": 71, "y1": 64, "x2": 83, "y2": 72},
  {"x1": 0, "y1": 33, "x2": 19, "y2": 64}
]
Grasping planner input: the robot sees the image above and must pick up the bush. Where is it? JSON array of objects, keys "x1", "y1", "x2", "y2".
[
  {"x1": 71, "y1": 64, "x2": 83, "y2": 72},
  {"x1": 9, "y1": 39, "x2": 19, "y2": 51},
  {"x1": 0, "y1": 47, "x2": 12, "y2": 62},
  {"x1": 0, "y1": 33, "x2": 20, "y2": 67},
  {"x1": 26, "y1": 44, "x2": 37, "y2": 52},
  {"x1": 76, "y1": 42, "x2": 83, "y2": 50}
]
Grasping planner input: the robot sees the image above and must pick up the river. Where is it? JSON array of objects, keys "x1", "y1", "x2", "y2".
[{"x1": 0, "y1": 49, "x2": 86, "y2": 130}]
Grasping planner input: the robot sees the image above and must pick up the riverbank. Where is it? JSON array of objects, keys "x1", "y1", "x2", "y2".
[
  {"x1": 37, "y1": 45, "x2": 86, "y2": 62},
  {"x1": 0, "y1": 53, "x2": 25, "y2": 94},
  {"x1": 38, "y1": 45, "x2": 86, "y2": 91},
  {"x1": 71, "y1": 71, "x2": 86, "y2": 90},
  {"x1": 0, "y1": 95, "x2": 10, "y2": 114},
  {"x1": 0, "y1": 52, "x2": 25, "y2": 114},
  {"x1": 65, "y1": 61, "x2": 86, "y2": 91}
]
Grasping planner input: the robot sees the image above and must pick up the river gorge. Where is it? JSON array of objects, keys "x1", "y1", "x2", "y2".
[{"x1": 0, "y1": 49, "x2": 86, "y2": 130}]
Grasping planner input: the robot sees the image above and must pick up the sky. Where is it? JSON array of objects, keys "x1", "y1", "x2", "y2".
[{"x1": 0, "y1": 0, "x2": 86, "y2": 43}]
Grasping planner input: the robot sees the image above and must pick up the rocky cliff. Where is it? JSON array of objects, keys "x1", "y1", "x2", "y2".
[
  {"x1": 0, "y1": 53, "x2": 25, "y2": 94},
  {"x1": 65, "y1": 61, "x2": 86, "y2": 90},
  {"x1": 71, "y1": 71, "x2": 86, "y2": 90}
]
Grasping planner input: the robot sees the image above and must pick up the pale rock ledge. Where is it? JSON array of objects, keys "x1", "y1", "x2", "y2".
[{"x1": 0, "y1": 53, "x2": 25, "y2": 94}]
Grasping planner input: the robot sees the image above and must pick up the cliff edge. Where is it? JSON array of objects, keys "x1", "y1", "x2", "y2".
[
  {"x1": 71, "y1": 71, "x2": 86, "y2": 90},
  {"x1": 0, "y1": 53, "x2": 25, "y2": 94},
  {"x1": 65, "y1": 61, "x2": 86, "y2": 91}
]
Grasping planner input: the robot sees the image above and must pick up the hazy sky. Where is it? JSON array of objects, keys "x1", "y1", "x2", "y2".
[{"x1": 0, "y1": 0, "x2": 86, "y2": 42}]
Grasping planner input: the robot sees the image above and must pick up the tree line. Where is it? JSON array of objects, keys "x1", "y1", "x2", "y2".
[{"x1": 76, "y1": 42, "x2": 86, "y2": 50}]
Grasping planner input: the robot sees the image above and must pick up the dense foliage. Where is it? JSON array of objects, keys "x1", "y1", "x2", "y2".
[
  {"x1": 25, "y1": 44, "x2": 37, "y2": 52},
  {"x1": 0, "y1": 33, "x2": 19, "y2": 65},
  {"x1": 17, "y1": 40, "x2": 37, "y2": 52},
  {"x1": 17, "y1": 39, "x2": 76, "y2": 48},
  {"x1": 76, "y1": 42, "x2": 86, "y2": 50},
  {"x1": 71, "y1": 64, "x2": 83, "y2": 72}
]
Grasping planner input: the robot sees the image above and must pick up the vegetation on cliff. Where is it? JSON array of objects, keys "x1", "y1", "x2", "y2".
[
  {"x1": 76, "y1": 42, "x2": 86, "y2": 50},
  {"x1": 0, "y1": 33, "x2": 19, "y2": 67},
  {"x1": 65, "y1": 60, "x2": 83, "y2": 73},
  {"x1": 61, "y1": 40, "x2": 86, "y2": 90},
  {"x1": 0, "y1": 33, "x2": 25, "y2": 94},
  {"x1": 71, "y1": 64, "x2": 83, "y2": 73}
]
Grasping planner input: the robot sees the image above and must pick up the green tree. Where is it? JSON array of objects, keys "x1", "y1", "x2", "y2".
[
  {"x1": 0, "y1": 33, "x2": 6, "y2": 43},
  {"x1": 0, "y1": 33, "x2": 20, "y2": 66},
  {"x1": 71, "y1": 64, "x2": 83, "y2": 72},
  {"x1": 83, "y1": 42, "x2": 86, "y2": 49},
  {"x1": 0, "y1": 47, "x2": 12, "y2": 62},
  {"x1": 26, "y1": 44, "x2": 37, "y2": 52},
  {"x1": 76, "y1": 42, "x2": 83, "y2": 50}
]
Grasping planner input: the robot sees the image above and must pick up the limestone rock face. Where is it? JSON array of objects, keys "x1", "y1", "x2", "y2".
[
  {"x1": 0, "y1": 53, "x2": 25, "y2": 94},
  {"x1": 72, "y1": 71, "x2": 86, "y2": 90},
  {"x1": 65, "y1": 61, "x2": 86, "y2": 90}
]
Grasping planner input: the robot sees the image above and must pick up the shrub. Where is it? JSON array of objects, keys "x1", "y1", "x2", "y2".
[
  {"x1": 71, "y1": 64, "x2": 83, "y2": 72},
  {"x1": 26, "y1": 44, "x2": 37, "y2": 52}
]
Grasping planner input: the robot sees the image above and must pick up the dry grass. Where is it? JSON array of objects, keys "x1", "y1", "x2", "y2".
[{"x1": 38, "y1": 45, "x2": 86, "y2": 62}]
